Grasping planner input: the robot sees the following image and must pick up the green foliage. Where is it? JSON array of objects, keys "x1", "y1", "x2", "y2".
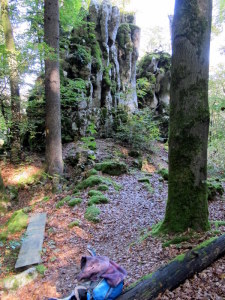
[
  {"x1": 68, "y1": 198, "x2": 82, "y2": 207},
  {"x1": 88, "y1": 195, "x2": 109, "y2": 206},
  {"x1": 136, "y1": 77, "x2": 151, "y2": 100},
  {"x1": 94, "y1": 161, "x2": 127, "y2": 176},
  {"x1": 114, "y1": 109, "x2": 160, "y2": 151},
  {"x1": 59, "y1": 0, "x2": 86, "y2": 32},
  {"x1": 208, "y1": 64, "x2": 225, "y2": 176},
  {"x1": 207, "y1": 177, "x2": 224, "y2": 200},
  {"x1": 85, "y1": 205, "x2": 101, "y2": 223}
]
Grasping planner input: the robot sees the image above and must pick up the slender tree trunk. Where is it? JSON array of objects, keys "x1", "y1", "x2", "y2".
[
  {"x1": 1, "y1": 0, "x2": 21, "y2": 163},
  {"x1": 44, "y1": 0, "x2": 63, "y2": 175},
  {"x1": 160, "y1": 0, "x2": 212, "y2": 232}
]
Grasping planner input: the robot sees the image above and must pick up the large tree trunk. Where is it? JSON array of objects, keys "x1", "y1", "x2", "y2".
[
  {"x1": 160, "y1": 0, "x2": 212, "y2": 232},
  {"x1": 1, "y1": 0, "x2": 21, "y2": 163},
  {"x1": 44, "y1": 0, "x2": 63, "y2": 175},
  {"x1": 118, "y1": 234, "x2": 225, "y2": 300}
]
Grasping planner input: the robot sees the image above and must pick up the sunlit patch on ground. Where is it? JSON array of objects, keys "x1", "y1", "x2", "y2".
[
  {"x1": 1, "y1": 165, "x2": 43, "y2": 186},
  {"x1": 142, "y1": 160, "x2": 156, "y2": 173}
]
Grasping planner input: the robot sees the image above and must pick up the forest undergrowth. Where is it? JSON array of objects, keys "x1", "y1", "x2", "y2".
[{"x1": 0, "y1": 139, "x2": 225, "y2": 300}]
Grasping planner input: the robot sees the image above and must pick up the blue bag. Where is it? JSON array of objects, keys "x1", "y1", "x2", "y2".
[{"x1": 87, "y1": 279, "x2": 124, "y2": 300}]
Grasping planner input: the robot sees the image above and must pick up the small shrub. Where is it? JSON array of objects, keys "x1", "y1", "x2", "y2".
[
  {"x1": 97, "y1": 185, "x2": 109, "y2": 191},
  {"x1": 88, "y1": 190, "x2": 104, "y2": 197},
  {"x1": 88, "y1": 195, "x2": 109, "y2": 206},
  {"x1": 68, "y1": 198, "x2": 82, "y2": 207},
  {"x1": 85, "y1": 205, "x2": 101, "y2": 223},
  {"x1": 114, "y1": 109, "x2": 160, "y2": 151}
]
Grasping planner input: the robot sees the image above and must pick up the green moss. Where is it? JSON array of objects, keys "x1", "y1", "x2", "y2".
[
  {"x1": 75, "y1": 175, "x2": 120, "y2": 191},
  {"x1": 36, "y1": 264, "x2": 47, "y2": 276},
  {"x1": 194, "y1": 236, "x2": 217, "y2": 250},
  {"x1": 88, "y1": 190, "x2": 104, "y2": 197},
  {"x1": 88, "y1": 195, "x2": 109, "y2": 206},
  {"x1": 94, "y1": 161, "x2": 127, "y2": 176},
  {"x1": 162, "y1": 235, "x2": 191, "y2": 248},
  {"x1": 103, "y1": 64, "x2": 112, "y2": 88},
  {"x1": 128, "y1": 273, "x2": 153, "y2": 289},
  {"x1": 68, "y1": 198, "x2": 82, "y2": 207},
  {"x1": 86, "y1": 169, "x2": 98, "y2": 177},
  {"x1": 68, "y1": 220, "x2": 80, "y2": 228},
  {"x1": 213, "y1": 220, "x2": 225, "y2": 229},
  {"x1": 6, "y1": 210, "x2": 28, "y2": 234},
  {"x1": 85, "y1": 205, "x2": 101, "y2": 223},
  {"x1": 158, "y1": 168, "x2": 169, "y2": 181},
  {"x1": 172, "y1": 253, "x2": 185, "y2": 262},
  {"x1": 76, "y1": 175, "x2": 105, "y2": 190},
  {"x1": 138, "y1": 177, "x2": 150, "y2": 183},
  {"x1": 117, "y1": 23, "x2": 132, "y2": 51},
  {"x1": 97, "y1": 185, "x2": 109, "y2": 191},
  {"x1": 91, "y1": 41, "x2": 103, "y2": 71},
  {"x1": 56, "y1": 195, "x2": 71, "y2": 208},
  {"x1": 207, "y1": 178, "x2": 224, "y2": 200}
]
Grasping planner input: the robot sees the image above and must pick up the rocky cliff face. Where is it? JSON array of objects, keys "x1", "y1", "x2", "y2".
[{"x1": 64, "y1": 0, "x2": 141, "y2": 137}]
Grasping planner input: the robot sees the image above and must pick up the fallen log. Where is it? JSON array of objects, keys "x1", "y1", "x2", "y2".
[{"x1": 118, "y1": 234, "x2": 225, "y2": 300}]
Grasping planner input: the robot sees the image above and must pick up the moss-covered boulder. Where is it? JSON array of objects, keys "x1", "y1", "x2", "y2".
[
  {"x1": 207, "y1": 178, "x2": 224, "y2": 200},
  {"x1": 88, "y1": 190, "x2": 104, "y2": 197},
  {"x1": 68, "y1": 198, "x2": 82, "y2": 207},
  {"x1": 97, "y1": 184, "x2": 109, "y2": 191},
  {"x1": 88, "y1": 195, "x2": 109, "y2": 206},
  {"x1": 85, "y1": 205, "x2": 101, "y2": 223},
  {"x1": 94, "y1": 161, "x2": 127, "y2": 176}
]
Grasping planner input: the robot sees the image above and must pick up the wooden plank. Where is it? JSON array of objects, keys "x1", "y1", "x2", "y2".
[{"x1": 15, "y1": 213, "x2": 47, "y2": 269}]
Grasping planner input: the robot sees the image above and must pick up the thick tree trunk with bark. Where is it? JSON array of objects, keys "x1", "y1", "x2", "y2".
[
  {"x1": 44, "y1": 0, "x2": 63, "y2": 175},
  {"x1": 118, "y1": 235, "x2": 225, "y2": 300},
  {"x1": 1, "y1": 0, "x2": 21, "y2": 163},
  {"x1": 160, "y1": 0, "x2": 212, "y2": 232}
]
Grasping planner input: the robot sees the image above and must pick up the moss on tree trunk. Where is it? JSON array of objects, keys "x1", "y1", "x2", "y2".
[
  {"x1": 1, "y1": 0, "x2": 21, "y2": 163},
  {"x1": 160, "y1": 0, "x2": 212, "y2": 233}
]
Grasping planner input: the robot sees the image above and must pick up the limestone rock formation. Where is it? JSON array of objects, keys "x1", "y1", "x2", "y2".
[
  {"x1": 65, "y1": 0, "x2": 141, "y2": 137},
  {"x1": 136, "y1": 51, "x2": 171, "y2": 139}
]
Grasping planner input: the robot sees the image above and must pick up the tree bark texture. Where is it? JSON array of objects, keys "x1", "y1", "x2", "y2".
[
  {"x1": 44, "y1": 0, "x2": 63, "y2": 175},
  {"x1": 0, "y1": 0, "x2": 21, "y2": 163},
  {"x1": 161, "y1": 0, "x2": 212, "y2": 232},
  {"x1": 118, "y1": 234, "x2": 225, "y2": 300}
]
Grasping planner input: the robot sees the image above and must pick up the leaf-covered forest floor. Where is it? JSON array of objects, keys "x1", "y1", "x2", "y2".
[{"x1": 0, "y1": 139, "x2": 225, "y2": 299}]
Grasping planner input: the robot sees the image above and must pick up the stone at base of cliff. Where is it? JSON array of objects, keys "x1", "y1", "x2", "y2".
[
  {"x1": 2, "y1": 267, "x2": 38, "y2": 291},
  {"x1": 94, "y1": 161, "x2": 127, "y2": 175}
]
